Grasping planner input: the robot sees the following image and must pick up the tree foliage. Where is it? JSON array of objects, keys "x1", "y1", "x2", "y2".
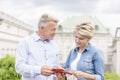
[{"x1": 0, "y1": 54, "x2": 21, "y2": 80}]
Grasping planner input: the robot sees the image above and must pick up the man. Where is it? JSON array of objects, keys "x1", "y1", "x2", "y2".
[{"x1": 15, "y1": 14, "x2": 62, "y2": 80}]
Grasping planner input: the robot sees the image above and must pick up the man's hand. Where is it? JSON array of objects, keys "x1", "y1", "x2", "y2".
[
  {"x1": 55, "y1": 73, "x2": 66, "y2": 80},
  {"x1": 41, "y1": 66, "x2": 54, "y2": 76},
  {"x1": 67, "y1": 75, "x2": 75, "y2": 80}
]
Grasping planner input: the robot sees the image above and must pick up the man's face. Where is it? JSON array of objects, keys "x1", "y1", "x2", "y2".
[{"x1": 42, "y1": 21, "x2": 57, "y2": 40}]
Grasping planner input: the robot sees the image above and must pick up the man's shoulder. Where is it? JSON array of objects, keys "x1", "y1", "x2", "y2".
[
  {"x1": 50, "y1": 40, "x2": 58, "y2": 47},
  {"x1": 19, "y1": 35, "x2": 33, "y2": 44},
  {"x1": 50, "y1": 40, "x2": 57, "y2": 44}
]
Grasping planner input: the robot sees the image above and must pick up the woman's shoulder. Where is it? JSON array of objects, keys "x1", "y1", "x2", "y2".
[
  {"x1": 88, "y1": 44, "x2": 103, "y2": 56},
  {"x1": 89, "y1": 44, "x2": 101, "y2": 52}
]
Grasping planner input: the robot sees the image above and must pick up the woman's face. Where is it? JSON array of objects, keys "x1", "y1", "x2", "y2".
[{"x1": 75, "y1": 33, "x2": 89, "y2": 48}]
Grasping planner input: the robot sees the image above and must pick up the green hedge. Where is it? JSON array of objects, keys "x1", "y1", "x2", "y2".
[
  {"x1": 0, "y1": 54, "x2": 21, "y2": 80},
  {"x1": 0, "y1": 55, "x2": 120, "y2": 80},
  {"x1": 105, "y1": 72, "x2": 120, "y2": 80}
]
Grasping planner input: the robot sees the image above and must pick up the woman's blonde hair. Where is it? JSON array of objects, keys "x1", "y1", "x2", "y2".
[{"x1": 74, "y1": 22, "x2": 94, "y2": 39}]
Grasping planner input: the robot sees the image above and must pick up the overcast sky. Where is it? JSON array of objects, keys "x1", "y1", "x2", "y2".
[{"x1": 0, "y1": 0, "x2": 120, "y2": 35}]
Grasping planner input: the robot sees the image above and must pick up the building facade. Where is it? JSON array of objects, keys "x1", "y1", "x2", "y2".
[
  {"x1": 0, "y1": 11, "x2": 33, "y2": 58},
  {"x1": 109, "y1": 27, "x2": 120, "y2": 75}
]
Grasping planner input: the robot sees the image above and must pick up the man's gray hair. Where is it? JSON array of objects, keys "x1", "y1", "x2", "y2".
[{"x1": 38, "y1": 14, "x2": 58, "y2": 28}]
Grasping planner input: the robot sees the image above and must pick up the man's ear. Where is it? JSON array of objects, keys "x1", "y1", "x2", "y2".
[{"x1": 40, "y1": 26, "x2": 44, "y2": 29}]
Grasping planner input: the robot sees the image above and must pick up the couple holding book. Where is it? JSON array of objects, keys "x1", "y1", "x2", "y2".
[{"x1": 15, "y1": 14, "x2": 104, "y2": 80}]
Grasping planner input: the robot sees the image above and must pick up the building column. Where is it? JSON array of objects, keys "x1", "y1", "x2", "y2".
[{"x1": 116, "y1": 41, "x2": 120, "y2": 75}]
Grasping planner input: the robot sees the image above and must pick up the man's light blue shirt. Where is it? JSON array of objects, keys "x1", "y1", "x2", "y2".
[{"x1": 15, "y1": 32, "x2": 60, "y2": 80}]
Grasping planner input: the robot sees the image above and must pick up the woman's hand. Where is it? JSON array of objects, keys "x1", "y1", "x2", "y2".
[
  {"x1": 73, "y1": 71, "x2": 95, "y2": 80},
  {"x1": 73, "y1": 71, "x2": 85, "y2": 78}
]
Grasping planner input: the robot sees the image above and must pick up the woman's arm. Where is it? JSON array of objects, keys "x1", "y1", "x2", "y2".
[{"x1": 73, "y1": 71, "x2": 95, "y2": 80}]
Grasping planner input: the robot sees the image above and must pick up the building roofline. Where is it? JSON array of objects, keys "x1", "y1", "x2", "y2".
[{"x1": 0, "y1": 10, "x2": 33, "y2": 32}]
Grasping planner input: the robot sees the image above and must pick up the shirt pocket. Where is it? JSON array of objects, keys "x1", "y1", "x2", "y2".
[{"x1": 83, "y1": 58, "x2": 93, "y2": 69}]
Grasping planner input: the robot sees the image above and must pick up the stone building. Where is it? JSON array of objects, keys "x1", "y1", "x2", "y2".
[
  {"x1": 0, "y1": 11, "x2": 33, "y2": 57},
  {"x1": 108, "y1": 27, "x2": 120, "y2": 75}
]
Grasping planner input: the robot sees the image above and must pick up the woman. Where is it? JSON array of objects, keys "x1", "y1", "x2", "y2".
[{"x1": 64, "y1": 22, "x2": 104, "y2": 80}]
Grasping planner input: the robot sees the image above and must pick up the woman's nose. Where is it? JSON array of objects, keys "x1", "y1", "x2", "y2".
[{"x1": 75, "y1": 38, "x2": 79, "y2": 42}]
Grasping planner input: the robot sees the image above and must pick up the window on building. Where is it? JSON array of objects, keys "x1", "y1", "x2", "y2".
[
  {"x1": 94, "y1": 25, "x2": 99, "y2": 30},
  {"x1": 58, "y1": 25, "x2": 63, "y2": 31},
  {"x1": 29, "y1": 32, "x2": 32, "y2": 35},
  {"x1": 0, "y1": 18, "x2": 3, "y2": 25},
  {"x1": 7, "y1": 25, "x2": 10, "y2": 29},
  {"x1": 7, "y1": 48, "x2": 9, "y2": 51},
  {"x1": 1, "y1": 48, "x2": 5, "y2": 51},
  {"x1": 11, "y1": 48, "x2": 13, "y2": 51},
  {"x1": 108, "y1": 55, "x2": 112, "y2": 62}
]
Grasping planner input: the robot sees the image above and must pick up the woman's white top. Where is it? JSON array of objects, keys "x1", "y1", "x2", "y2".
[{"x1": 70, "y1": 52, "x2": 81, "y2": 70}]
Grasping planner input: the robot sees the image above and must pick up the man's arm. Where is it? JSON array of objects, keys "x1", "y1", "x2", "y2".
[{"x1": 15, "y1": 40, "x2": 41, "y2": 78}]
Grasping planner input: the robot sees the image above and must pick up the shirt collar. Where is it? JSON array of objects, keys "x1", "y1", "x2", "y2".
[
  {"x1": 74, "y1": 43, "x2": 91, "y2": 52},
  {"x1": 32, "y1": 32, "x2": 41, "y2": 41},
  {"x1": 33, "y1": 32, "x2": 50, "y2": 42},
  {"x1": 85, "y1": 43, "x2": 91, "y2": 51}
]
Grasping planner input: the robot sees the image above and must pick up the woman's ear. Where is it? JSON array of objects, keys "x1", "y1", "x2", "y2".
[{"x1": 87, "y1": 39, "x2": 91, "y2": 42}]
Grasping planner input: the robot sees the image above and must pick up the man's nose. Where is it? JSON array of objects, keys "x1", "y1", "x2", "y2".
[{"x1": 53, "y1": 31, "x2": 56, "y2": 33}]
